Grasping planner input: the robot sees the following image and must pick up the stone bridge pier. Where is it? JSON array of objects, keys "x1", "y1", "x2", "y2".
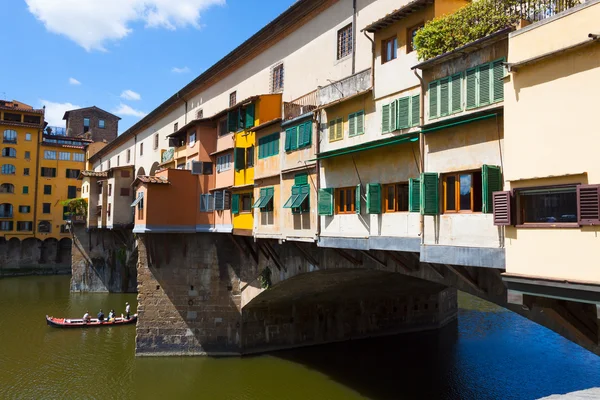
[{"x1": 134, "y1": 233, "x2": 600, "y2": 357}]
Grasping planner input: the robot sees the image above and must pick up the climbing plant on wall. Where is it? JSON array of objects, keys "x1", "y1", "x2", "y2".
[{"x1": 61, "y1": 198, "x2": 88, "y2": 219}]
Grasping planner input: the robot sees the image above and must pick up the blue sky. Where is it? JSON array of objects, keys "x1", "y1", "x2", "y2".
[{"x1": 0, "y1": 0, "x2": 296, "y2": 133}]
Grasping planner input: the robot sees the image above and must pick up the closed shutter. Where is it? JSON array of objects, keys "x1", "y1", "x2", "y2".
[
  {"x1": 367, "y1": 183, "x2": 382, "y2": 214},
  {"x1": 297, "y1": 123, "x2": 306, "y2": 148},
  {"x1": 450, "y1": 73, "x2": 462, "y2": 113},
  {"x1": 214, "y1": 190, "x2": 224, "y2": 210},
  {"x1": 466, "y1": 68, "x2": 477, "y2": 109},
  {"x1": 290, "y1": 126, "x2": 298, "y2": 150},
  {"x1": 409, "y1": 178, "x2": 420, "y2": 212},
  {"x1": 411, "y1": 95, "x2": 420, "y2": 126},
  {"x1": 479, "y1": 63, "x2": 491, "y2": 106},
  {"x1": 390, "y1": 100, "x2": 397, "y2": 131},
  {"x1": 349, "y1": 112, "x2": 356, "y2": 137},
  {"x1": 482, "y1": 164, "x2": 502, "y2": 213},
  {"x1": 492, "y1": 59, "x2": 505, "y2": 103},
  {"x1": 207, "y1": 194, "x2": 215, "y2": 212},
  {"x1": 231, "y1": 194, "x2": 240, "y2": 214},
  {"x1": 227, "y1": 110, "x2": 237, "y2": 132},
  {"x1": 329, "y1": 120, "x2": 337, "y2": 141},
  {"x1": 301, "y1": 120, "x2": 312, "y2": 147},
  {"x1": 318, "y1": 188, "x2": 334, "y2": 216},
  {"x1": 420, "y1": 172, "x2": 439, "y2": 215},
  {"x1": 285, "y1": 127, "x2": 294, "y2": 151},
  {"x1": 493, "y1": 191, "x2": 512, "y2": 226},
  {"x1": 428, "y1": 80, "x2": 438, "y2": 119},
  {"x1": 234, "y1": 148, "x2": 245, "y2": 171},
  {"x1": 577, "y1": 184, "x2": 600, "y2": 226},
  {"x1": 397, "y1": 97, "x2": 410, "y2": 129},
  {"x1": 295, "y1": 173, "x2": 308, "y2": 186},
  {"x1": 335, "y1": 118, "x2": 343, "y2": 140},
  {"x1": 355, "y1": 184, "x2": 361, "y2": 214},
  {"x1": 440, "y1": 78, "x2": 449, "y2": 116},
  {"x1": 382, "y1": 104, "x2": 390, "y2": 133},
  {"x1": 224, "y1": 190, "x2": 231, "y2": 210},
  {"x1": 245, "y1": 104, "x2": 255, "y2": 129}
]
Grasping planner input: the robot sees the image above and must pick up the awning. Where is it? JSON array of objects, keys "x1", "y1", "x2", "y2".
[
  {"x1": 313, "y1": 132, "x2": 419, "y2": 161},
  {"x1": 130, "y1": 192, "x2": 144, "y2": 207},
  {"x1": 252, "y1": 191, "x2": 274, "y2": 208},
  {"x1": 283, "y1": 186, "x2": 309, "y2": 208}
]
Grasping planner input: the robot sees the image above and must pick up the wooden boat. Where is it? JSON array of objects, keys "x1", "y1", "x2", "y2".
[{"x1": 46, "y1": 314, "x2": 137, "y2": 328}]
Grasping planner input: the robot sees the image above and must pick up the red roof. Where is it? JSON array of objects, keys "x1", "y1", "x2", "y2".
[{"x1": 132, "y1": 175, "x2": 170, "y2": 186}]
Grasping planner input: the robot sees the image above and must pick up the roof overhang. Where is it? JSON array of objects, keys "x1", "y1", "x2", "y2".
[
  {"x1": 167, "y1": 118, "x2": 214, "y2": 138},
  {"x1": 362, "y1": 0, "x2": 434, "y2": 33}
]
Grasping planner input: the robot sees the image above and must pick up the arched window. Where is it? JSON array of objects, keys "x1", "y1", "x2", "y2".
[
  {"x1": 0, "y1": 183, "x2": 14, "y2": 194},
  {"x1": 1, "y1": 148, "x2": 16, "y2": 157},
  {"x1": 0, "y1": 203, "x2": 13, "y2": 218},
  {"x1": 1, "y1": 164, "x2": 16, "y2": 175},
  {"x1": 3, "y1": 130, "x2": 17, "y2": 144},
  {"x1": 38, "y1": 220, "x2": 51, "y2": 233}
]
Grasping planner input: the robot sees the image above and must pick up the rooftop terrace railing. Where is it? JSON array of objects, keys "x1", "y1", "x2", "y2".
[{"x1": 283, "y1": 90, "x2": 318, "y2": 121}]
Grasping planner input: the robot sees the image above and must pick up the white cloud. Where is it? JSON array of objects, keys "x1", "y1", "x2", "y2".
[
  {"x1": 171, "y1": 66, "x2": 191, "y2": 74},
  {"x1": 69, "y1": 77, "x2": 81, "y2": 85},
  {"x1": 40, "y1": 100, "x2": 81, "y2": 127},
  {"x1": 113, "y1": 103, "x2": 147, "y2": 118},
  {"x1": 120, "y1": 89, "x2": 141, "y2": 101},
  {"x1": 25, "y1": 0, "x2": 226, "y2": 52}
]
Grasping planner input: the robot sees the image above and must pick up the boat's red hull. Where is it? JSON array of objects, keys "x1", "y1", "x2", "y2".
[{"x1": 46, "y1": 315, "x2": 137, "y2": 328}]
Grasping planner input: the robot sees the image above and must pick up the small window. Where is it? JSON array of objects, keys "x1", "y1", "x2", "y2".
[
  {"x1": 189, "y1": 131, "x2": 196, "y2": 147},
  {"x1": 19, "y1": 205, "x2": 31, "y2": 213},
  {"x1": 336, "y1": 187, "x2": 356, "y2": 214},
  {"x1": 154, "y1": 134, "x2": 159, "y2": 150},
  {"x1": 197, "y1": 109, "x2": 204, "y2": 119},
  {"x1": 59, "y1": 152, "x2": 70, "y2": 160},
  {"x1": 22, "y1": 186, "x2": 29, "y2": 194},
  {"x1": 0, "y1": 221, "x2": 14, "y2": 231},
  {"x1": 42, "y1": 203, "x2": 51, "y2": 214},
  {"x1": 140, "y1": 142, "x2": 144, "y2": 156},
  {"x1": 44, "y1": 150, "x2": 57, "y2": 160},
  {"x1": 443, "y1": 171, "x2": 483, "y2": 213},
  {"x1": 174, "y1": 123, "x2": 178, "y2": 132},
  {"x1": 99, "y1": 119, "x2": 105, "y2": 129},
  {"x1": 44, "y1": 185, "x2": 52, "y2": 195},
  {"x1": 68, "y1": 186, "x2": 77, "y2": 199},
  {"x1": 218, "y1": 119, "x2": 228, "y2": 136},
  {"x1": 516, "y1": 185, "x2": 577, "y2": 225},
  {"x1": 271, "y1": 63, "x2": 284, "y2": 93},
  {"x1": 217, "y1": 154, "x2": 232, "y2": 173},
  {"x1": 229, "y1": 91, "x2": 237, "y2": 107},
  {"x1": 246, "y1": 146, "x2": 254, "y2": 168},
  {"x1": 337, "y1": 24, "x2": 353, "y2": 60},
  {"x1": 66, "y1": 169, "x2": 80, "y2": 179},
  {"x1": 384, "y1": 183, "x2": 409, "y2": 212},
  {"x1": 24, "y1": 168, "x2": 30, "y2": 176},
  {"x1": 382, "y1": 36, "x2": 398, "y2": 63},
  {"x1": 25, "y1": 133, "x2": 32, "y2": 141},
  {"x1": 3, "y1": 130, "x2": 17, "y2": 143},
  {"x1": 107, "y1": 160, "x2": 111, "y2": 169},
  {"x1": 407, "y1": 23, "x2": 424, "y2": 54},
  {"x1": 241, "y1": 193, "x2": 252, "y2": 212},
  {"x1": 73, "y1": 153, "x2": 85, "y2": 162},
  {"x1": 117, "y1": 156, "x2": 120, "y2": 166},
  {"x1": 127, "y1": 150, "x2": 131, "y2": 163},
  {"x1": 41, "y1": 167, "x2": 57, "y2": 177},
  {"x1": 17, "y1": 221, "x2": 33, "y2": 232},
  {"x1": 107, "y1": 203, "x2": 111, "y2": 217},
  {"x1": 202, "y1": 162, "x2": 213, "y2": 175},
  {"x1": 25, "y1": 151, "x2": 30, "y2": 159},
  {"x1": 0, "y1": 183, "x2": 14, "y2": 193},
  {"x1": 83, "y1": 118, "x2": 90, "y2": 133},
  {"x1": 2, "y1": 147, "x2": 16, "y2": 157},
  {"x1": 108, "y1": 184, "x2": 112, "y2": 196},
  {"x1": 1, "y1": 164, "x2": 16, "y2": 175}
]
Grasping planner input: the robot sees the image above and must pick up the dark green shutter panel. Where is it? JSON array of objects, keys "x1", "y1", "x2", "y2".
[
  {"x1": 420, "y1": 173, "x2": 439, "y2": 215},
  {"x1": 466, "y1": 68, "x2": 477, "y2": 109},
  {"x1": 367, "y1": 183, "x2": 382, "y2": 214},
  {"x1": 382, "y1": 104, "x2": 390, "y2": 133},
  {"x1": 397, "y1": 97, "x2": 410, "y2": 129},
  {"x1": 390, "y1": 100, "x2": 397, "y2": 131},
  {"x1": 482, "y1": 164, "x2": 502, "y2": 214},
  {"x1": 318, "y1": 188, "x2": 334, "y2": 216},
  {"x1": 258, "y1": 137, "x2": 264, "y2": 159},
  {"x1": 356, "y1": 111, "x2": 365, "y2": 134},
  {"x1": 348, "y1": 113, "x2": 356, "y2": 136},
  {"x1": 290, "y1": 126, "x2": 298, "y2": 150},
  {"x1": 492, "y1": 59, "x2": 505, "y2": 103},
  {"x1": 479, "y1": 63, "x2": 491, "y2": 106},
  {"x1": 355, "y1": 184, "x2": 361, "y2": 214},
  {"x1": 245, "y1": 104, "x2": 255, "y2": 129},
  {"x1": 428, "y1": 81, "x2": 438, "y2": 119},
  {"x1": 409, "y1": 178, "x2": 420, "y2": 212},
  {"x1": 294, "y1": 173, "x2": 308, "y2": 186},
  {"x1": 303, "y1": 121, "x2": 312, "y2": 146},
  {"x1": 440, "y1": 78, "x2": 449, "y2": 116},
  {"x1": 234, "y1": 147, "x2": 245, "y2": 171},
  {"x1": 231, "y1": 194, "x2": 240, "y2": 214},
  {"x1": 297, "y1": 123, "x2": 306, "y2": 147},
  {"x1": 227, "y1": 110, "x2": 237, "y2": 133},
  {"x1": 450, "y1": 73, "x2": 462, "y2": 113},
  {"x1": 284, "y1": 127, "x2": 294, "y2": 151},
  {"x1": 411, "y1": 95, "x2": 420, "y2": 126}
]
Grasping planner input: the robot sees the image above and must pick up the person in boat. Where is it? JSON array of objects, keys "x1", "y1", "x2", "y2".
[
  {"x1": 108, "y1": 309, "x2": 115, "y2": 322},
  {"x1": 83, "y1": 311, "x2": 91, "y2": 323},
  {"x1": 125, "y1": 302, "x2": 131, "y2": 319},
  {"x1": 97, "y1": 309, "x2": 105, "y2": 322}
]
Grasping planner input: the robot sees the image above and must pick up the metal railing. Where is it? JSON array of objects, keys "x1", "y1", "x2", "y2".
[
  {"x1": 509, "y1": 0, "x2": 585, "y2": 22},
  {"x1": 45, "y1": 126, "x2": 67, "y2": 136},
  {"x1": 284, "y1": 90, "x2": 318, "y2": 121}
]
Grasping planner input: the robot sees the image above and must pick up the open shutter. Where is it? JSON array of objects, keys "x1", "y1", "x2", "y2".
[
  {"x1": 227, "y1": 110, "x2": 238, "y2": 133},
  {"x1": 356, "y1": 111, "x2": 365, "y2": 135},
  {"x1": 482, "y1": 165, "x2": 502, "y2": 213},
  {"x1": 479, "y1": 63, "x2": 491, "y2": 106},
  {"x1": 348, "y1": 113, "x2": 356, "y2": 137},
  {"x1": 231, "y1": 194, "x2": 240, "y2": 214},
  {"x1": 214, "y1": 190, "x2": 224, "y2": 211},
  {"x1": 318, "y1": 188, "x2": 334, "y2": 216},
  {"x1": 409, "y1": 178, "x2": 421, "y2": 212},
  {"x1": 234, "y1": 148, "x2": 245, "y2": 171},
  {"x1": 397, "y1": 97, "x2": 410, "y2": 129},
  {"x1": 367, "y1": 183, "x2": 382, "y2": 214},
  {"x1": 382, "y1": 104, "x2": 390, "y2": 133},
  {"x1": 290, "y1": 126, "x2": 298, "y2": 151},
  {"x1": 411, "y1": 95, "x2": 420, "y2": 126},
  {"x1": 335, "y1": 118, "x2": 343, "y2": 140},
  {"x1": 439, "y1": 78, "x2": 449, "y2": 116},
  {"x1": 224, "y1": 190, "x2": 231, "y2": 210},
  {"x1": 285, "y1": 127, "x2": 294, "y2": 151},
  {"x1": 428, "y1": 80, "x2": 438, "y2": 119},
  {"x1": 450, "y1": 73, "x2": 462, "y2": 113},
  {"x1": 493, "y1": 191, "x2": 512, "y2": 226},
  {"x1": 577, "y1": 184, "x2": 600, "y2": 226},
  {"x1": 245, "y1": 104, "x2": 255, "y2": 129},
  {"x1": 355, "y1": 184, "x2": 361, "y2": 214},
  {"x1": 466, "y1": 68, "x2": 477, "y2": 109},
  {"x1": 420, "y1": 172, "x2": 439, "y2": 215},
  {"x1": 390, "y1": 100, "x2": 397, "y2": 131},
  {"x1": 492, "y1": 59, "x2": 505, "y2": 103}
]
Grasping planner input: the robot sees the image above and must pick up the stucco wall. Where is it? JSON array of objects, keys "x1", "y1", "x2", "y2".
[
  {"x1": 281, "y1": 169, "x2": 318, "y2": 240},
  {"x1": 254, "y1": 176, "x2": 281, "y2": 238}
]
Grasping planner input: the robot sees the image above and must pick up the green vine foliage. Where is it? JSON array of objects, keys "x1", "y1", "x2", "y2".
[
  {"x1": 61, "y1": 198, "x2": 88, "y2": 218},
  {"x1": 258, "y1": 267, "x2": 272, "y2": 290}
]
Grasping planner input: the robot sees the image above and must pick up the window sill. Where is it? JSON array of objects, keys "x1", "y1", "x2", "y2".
[{"x1": 515, "y1": 223, "x2": 580, "y2": 229}]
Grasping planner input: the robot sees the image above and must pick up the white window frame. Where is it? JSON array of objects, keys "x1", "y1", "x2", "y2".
[
  {"x1": 44, "y1": 150, "x2": 57, "y2": 160},
  {"x1": 59, "y1": 152, "x2": 70, "y2": 161}
]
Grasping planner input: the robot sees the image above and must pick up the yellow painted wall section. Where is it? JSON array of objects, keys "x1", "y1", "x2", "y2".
[
  {"x1": 232, "y1": 190, "x2": 254, "y2": 232},
  {"x1": 234, "y1": 131, "x2": 255, "y2": 187},
  {"x1": 434, "y1": 0, "x2": 469, "y2": 18},
  {"x1": 254, "y1": 127, "x2": 281, "y2": 179}
]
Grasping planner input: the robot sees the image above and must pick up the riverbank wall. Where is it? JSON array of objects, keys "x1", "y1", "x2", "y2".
[{"x1": 0, "y1": 237, "x2": 71, "y2": 278}]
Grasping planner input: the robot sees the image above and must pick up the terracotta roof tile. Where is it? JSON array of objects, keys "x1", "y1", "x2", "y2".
[
  {"x1": 80, "y1": 171, "x2": 108, "y2": 178},
  {"x1": 133, "y1": 175, "x2": 170, "y2": 185}
]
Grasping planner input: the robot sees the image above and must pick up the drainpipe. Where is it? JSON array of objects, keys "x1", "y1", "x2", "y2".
[
  {"x1": 32, "y1": 124, "x2": 42, "y2": 236},
  {"x1": 363, "y1": 31, "x2": 375, "y2": 89},
  {"x1": 413, "y1": 69, "x2": 426, "y2": 245},
  {"x1": 315, "y1": 110, "x2": 321, "y2": 243},
  {"x1": 352, "y1": 0, "x2": 357, "y2": 75}
]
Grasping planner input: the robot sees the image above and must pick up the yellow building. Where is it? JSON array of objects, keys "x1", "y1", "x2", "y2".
[{"x1": 0, "y1": 100, "x2": 44, "y2": 238}]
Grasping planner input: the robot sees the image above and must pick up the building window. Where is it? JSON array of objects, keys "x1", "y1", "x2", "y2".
[
  {"x1": 44, "y1": 150, "x2": 57, "y2": 160},
  {"x1": 22, "y1": 186, "x2": 28, "y2": 194},
  {"x1": 42, "y1": 203, "x2": 51, "y2": 214},
  {"x1": 73, "y1": 153, "x2": 84, "y2": 162},
  {"x1": 384, "y1": 183, "x2": 409, "y2": 212},
  {"x1": 99, "y1": 119, "x2": 105, "y2": 129},
  {"x1": 216, "y1": 154, "x2": 232, "y2": 173},
  {"x1": 240, "y1": 193, "x2": 253, "y2": 212},
  {"x1": 17, "y1": 221, "x2": 33, "y2": 232},
  {"x1": 25, "y1": 133, "x2": 31, "y2": 141},
  {"x1": 229, "y1": 91, "x2": 237, "y2": 107},
  {"x1": 2, "y1": 147, "x2": 16, "y2": 157},
  {"x1": 0, "y1": 203, "x2": 13, "y2": 218},
  {"x1": 83, "y1": 118, "x2": 90, "y2": 133},
  {"x1": 407, "y1": 23, "x2": 424, "y2": 54},
  {"x1": 337, "y1": 24, "x2": 353, "y2": 60},
  {"x1": 108, "y1": 184, "x2": 112, "y2": 196},
  {"x1": 24, "y1": 151, "x2": 30, "y2": 159},
  {"x1": 189, "y1": 132, "x2": 196, "y2": 147},
  {"x1": 107, "y1": 160, "x2": 111, "y2": 169},
  {"x1": 59, "y1": 152, "x2": 70, "y2": 161},
  {"x1": 443, "y1": 171, "x2": 483, "y2": 213},
  {"x1": 0, "y1": 183, "x2": 14, "y2": 193},
  {"x1": 284, "y1": 120, "x2": 312, "y2": 151},
  {"x1": 38, "y1": 221, "x2": 51, "y2": 233},
  {"x1": 117, "y1": 156, "x2": 120, "y2": 166},
  {"x1": 173, "y1": 123, "x2": 178, "y2": 132},
  {"x1": 68, "y1": 186, "x2": 77, "y2": 199},
  {"x1": 3, "y1": 130, "x2": 17, "y2": 143},
  {"x1": 24, "y1": 168, "x2": 30, "y2": 176},
  {"x1": 19, "y1": 205, "x2": 31, "y2": 213},
  {"x1": 200, "y1": 193, "x2": 215, "y2": 212},
  {"x1": 0, "y1": 221, "x2": 13, "y2": 231},
  {"x1": 516, "y1": 185, "x2": 577, "y2": 225},
  {"x1": 258, "y1": 133, "x2": 279, "y2": 159},
  {"x1": 66, "y1": 169, "x2": 80, "y2": 179},
  {"x1": 202, "y1": 162, "x2": 213, "y2": 175},
  {"x1": 336, "y1": 187, "x2": 356, "y2": 214},
  {"x1": 41, "y1": 167, "x2": 57, "y2": 177},
  {"x1": 197, "y1": 109, "x2": 204, "y2": 119},
  {"x1": 3, "y1": 113, "x2": 20, "y2": 122},
  {"x1": 43, "y1": 185, "x2": 52, "y2": 195},
  {"x1": 382, "y1": 36, "x2": 398, "y2": 63},
  {"x1": 246, "y1": 146, "x2": 254, "y2": 168},
  {"x1": 271, "y1": 63, "x2": 284, "y2": 93},
  {"x1": 127, "y1": 150, "x2": 131, "y2": 163},
  {"x1": 140, "y1": 143, "x2": 144, "y2": 156},
  {"x1": 328, "y1": 118, "x2": 343, "y2": 142},
  {"x1": 107, "y1": 203, "x2": 111, "y2": 217},
  {"x1": 253, "y1": 187, "x2": 275, "y2": 212},
  {"x1": 154, "y1": 134, "x2": 159, "y2": 150},
  {"x1": 218, "y1": 118, "x2": 228, "y2": 136},
  {"x1": 2, "y1": 164, "x2": 16, "y2": 175}
]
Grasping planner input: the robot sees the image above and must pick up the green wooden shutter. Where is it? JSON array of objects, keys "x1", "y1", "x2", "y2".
[
  {"x1": 227, "y1": 110, "x2": 237, "y2": 132},
  {"x1": 348, "y1": 112, "x2": 356, "y2": 136},
  {"x1": 367, "y1": 183, "x2": 382, "y2": 214},
  {"x1": 450, "y1": 73, "x2": 462, "y2": 114},
  {"x1": 318, "y1": 188, "x2": 334, "y2": 216},
  {"x1": 355, "y1": 184, "x2": 361, "y2": 214},
  {"x1": 297, "y1": 123, "x2": 306, "y2": 147},
  {"x1": 482, "y1": 164, "x2": 502, "y2": 214},
  {"x1": 428, "y1": 81, "x2": 438, "y2": 119},
  {"x1": 382, "y1": 104, "x2": 390, "y2": 133},
  {"x1": 411, "y1": 95, "x2": 420, "y2": 126},
  {"x1": 492, "y1": 59, "x2": 505, "y2": 103},
  {"x1": 409, "y1": 178, "x2": 421, "y2": 212},
  {"x1": 440, "y1": 78, "x2": 449, "y2": 116},
  {"x1": 303, "y1": 121, "x2": 312, "y2": 146},
  {"x1": 397, "y1": 97, "x2": 410, "y2": 129},
  {"x1": 390, "y1": 100, "x2": 397, "y2": 131},
  {"x1": 285, "y1": 127, "x2": 294, "y2": 151},
  {"x1": 245, "y1": 104, "x2": 255, "y2": 129},
  {"x1": 290, "y1": 126, "x2": 298, "y2": 150},
  {"x1": 294, "y1": 173, "x2": 308, "y2": 186},
  {"x1": 479, "y1": 63, "x2": 491, "y2": 106},
  {"x1": 466, "y1": 68, "x2": 477, "y2": 109},
  {"x1": 231, "y1": 194, "x2": 240, "y2": 214},
  {"x1": 420, "y1": 172, "x2": 439, "y2": 215},
  {"x1": 356, "y1": 111, "x2": 364, "y2": 135},
  {"x1": 329, "y1": 120, "x2": 337, "y2": 141},
  {"x1": 233, "y1": 148, "x2": 243, "y2": 171},
  {"x1": 258, "y1": 137, "x2": 264, "y2": 159}
]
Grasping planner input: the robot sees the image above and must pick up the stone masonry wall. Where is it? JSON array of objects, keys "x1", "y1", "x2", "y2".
[{"x1": 0, "y1": 237, "x2": 71, "y2": 277}]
